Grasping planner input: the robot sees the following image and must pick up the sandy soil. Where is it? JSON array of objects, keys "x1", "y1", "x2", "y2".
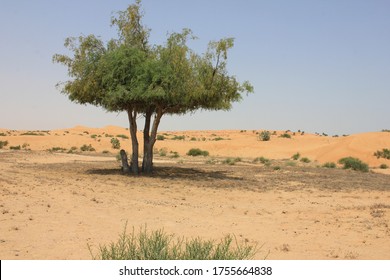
[{"x1": 0, "y1": 127, "x2": 389, "y2": 259}]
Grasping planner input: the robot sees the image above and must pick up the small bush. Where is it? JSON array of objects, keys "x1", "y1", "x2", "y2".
[
  {"x1": 300, "y1": 157, "x2": 311, "y2": 163},
  {"x1": 102, "y1": 150, "x2": 110, "y2": 154},
  {"x1": 158, "y1": 148, "x2": 167, "y2": 157},
  {"x1": 116, "y1": 134, "x2": 129, "y2": 139},
  {"x1": 222, "y1": 157, "x2": 242, "y2": 165},
  {"x1": 213, "y1": 137, "x2": 225, "y2": 141},
  {"x1": 111, "y1": 138, "x2": 121, "y2": 149},
  {"x1": 48, "y1": 147, "x2": 67, "y2": 152},
  {"x1": 374, "y1": 148, "x2": 390, "y2": 160},
  {"x1": 91, "y1": 134, "x2": 97, "y2": 139},
  {"x1": 156, "y1": 135, "x2": 165, "y2": 141},
  {"x1": 0, "y1": 133, "x2": 6, "y2": 136},
  {"x1": 170, "y1": 151, "x2": 180, "y2": 158},
  {"x1": 187, "y1": 148, "x2": 209, "y2": 157},
  {"x1": 338, "y1": 157, "x2": 369, "y2": 172},
  {"x1": 80, "y1": 144, "x2": 95, "y2": 152},
  {"x1": 190, "y1": 137, "x2": 197, "y2": 141},
  {"x1": 253, "y1": 156, "x2": 270, "y2": 164},
  {"x1": 0, "y1": 140, "x2": 9, "y2": 149},
  {"x1": 322, "y1": 162, "x2": 336, "y2": 168},
  {"x1": 90, "y1": 225, "x2": 257, "y2": 260},
  {"x1": 279, "y1": 133, "x2": 291, "y2": 139},
  {"x1": 259, "y1": 131, "x2": 271, "y2": 141},
  {"x1": 20, "y1": 131, "x2": 45, "y2": 136},
  {"x1": 172, "y1": 135, "x2": 185, "y2": 140},
  {"x1": 105, "y1": 134, "x2": 114, "y2": 138},
  {"x1": 381, "y1": 129, "x2": 390, "y2": 132},
  {"x1": 10, "y1": 145, "x2": 21, "y2": 150},
  {"x1": 273, "y1": 166, "x2": 281, "y2": 171},
  {"x1": 379, "y1": 164, "x2": 388, "y2": 169},
  {"x1": 291, "y1": 152, "x2": 301, "y2": 160}
]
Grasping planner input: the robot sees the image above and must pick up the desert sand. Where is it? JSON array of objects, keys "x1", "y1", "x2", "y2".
[{"x1": 0, "y1": 126, "x2": 389, "y2": 259}]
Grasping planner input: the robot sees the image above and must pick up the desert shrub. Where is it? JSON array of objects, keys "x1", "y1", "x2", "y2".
[
  {"x1": 90, "y1": 134, "x2": 97, "y2": 139},
  {"x1": 374, "y1": 148, "x2": 390, "y2": 160},
  {"x1": 279, "y1": 133, "x2": 291, "y2": 139},
  {"x1": 111, "y1": 138, "x2": 121, "y2": 149},
  {"x1": 259, "y1": 131, "x2": 271, "y2": 141},
  {"x1": 172, "y1": 135, "x2": 185, "y2": 140},
  {"x1": 102, "y1": 150, "x2": 110, "y2": 154},
  {"x1": 273, "y1": 166, "x2": 281, "y2": 171},
  {"x1": 170, "y1": 151, "x2": 179, "y2": 158},
  {"x1": 381, "y1": 129, "x2": 390, "y2": 132},
  {"x1": 48, "y1": 147, "x2": 66, "y2": 152},
  {"x1": 83, "y1": 131, "x2": 89, "y2": 134},
  {"x1": 222, "y1": 157, "x2": 242, "y2": 165},
  {"x1": 300, "y1": 157, "x2": 311, "y2": 163},
  {"x1": 158, "y1": 148, "x2": 167, "y2": 157},
  {"x1": 187, "y1": 148, "x2": 209, "y2": 157},
  {"x1": 10, "y1": 145, "x2": 21, "y2": 150},
  {"x1": 285, "y1": 161, "x2": 297, "y2": 167},
  {"x1": 379, "y1": 164, "x2": 388, "y2": 169},
  {"x1": 80, "y1": 144, "x2": 95, "y2": 152},
  {"x1": 213, "y1": 137, "x2": 225, "y2": 141},
  {"x1": 20, "y1": 131, "x2": 45, "y2": 136},
  {"x1": 156, "y1": 135, "x2": 165, "y2": 141},
  {"x1": 67, "y1": 146, "x2": 78, "y2": 154},
  {"x1": 190, "y1": 137, "x2": 197, "y2": 141},
  {"x1": 322, "y1": 162, "x2": 336, "y2": 168},
  {"x1": 105, "y1": 134, "x2": 114, "y2": 138},
  {"x1": 253, "y1": 156, "x2": 270, "y2": 164},
  {"x1": 116, "y1": 134, "x2": 129, "y2": 139},
  {"x1": 0, "y1": 140, "x2": 9, "y2": 149},
  {"x1": 291, "y1": 152, "x2": 301, "y2": 160},
  {"x1": 338, "y1": 157, "x2": 369, "y2": 172},
  {"x1": 0, "y1": 132, "x2": 6, "y2": 136},
  {"x1": 90, "y1": 226, "x2": 257, "y2": 260}
]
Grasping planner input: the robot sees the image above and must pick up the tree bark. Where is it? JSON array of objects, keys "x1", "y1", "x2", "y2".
[
  {"x1": 127, "y1": 108, "x2": 139, "y2": 175},
  {"x1": 142, "y1": 108, "x2": 163, "y2": 174},
  {"x1": 142, "y1": 109, "x2": 152, "y2": 172},
  {"x1": 120, "y1": 149, "x2": 130, "y2": 174}
]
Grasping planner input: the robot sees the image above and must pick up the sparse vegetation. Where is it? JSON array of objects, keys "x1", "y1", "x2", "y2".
[
  {"x1": 158, "y1": 148, "x2": 168, "y2": 157},
  {"x1": 253, "y1": 156, "x2": 270, "y2": 165},
  {"x1": 222, "y1": 157, "x2": 242, "y2": 165},
  {"x1": 374, "y1": 148, "x2": 390, "y2": 160},
  {"x1": 0, "y1": 140, "x2": 9, "y2": 149},
  {"x1": 300, "y1": 157, "x2": 311, "y2": 163},
  {"x1": 259, "y1": 131, "x2": 271, "y2": 141},
  {"x1": 0, "y1": 133, "x2": 6, "y2": 136},
  {"x1": 381, "y1": 129, "x2": 390, "y2": 132},
  {"x1": 170, "y1": 151, "x2": 180, "y2": 158},
  {"x1": 10, "y1": 145, "x2": 21, "y2": 150},
  {"x1": 68, "y1": 146, "x2": 78, "y2": 153},
  {"x1": 111, "y1": 138, "x2": 121, "y2": 149},
  {"x1": 20, "y1": 131, "x2": 45, "y2": 136},
  {"x1": 80, "y1": 144, "x2": 96, "y2": 152},
  {"x1": 279, "y1": 133, "x2": 291, "y2": 139},
  {"x1": 102, "y1": 150, "x2": 110, "y2": 154},
  {"x1": 116, "y1": 134, "x2": 129, "y2": 139},
  {"x1": 48, "y1": 147, "x2": 67, "y2": 152},
  {"x1": 91, "y1": 134, "x2": 97, "y2": 139},
  {"x1": 172, "y1": 135, "x2": 185, "y2": 140},
  {"x1": 322, "y1": 162, "x2": 336, "y2": 168},
  {"x1": 187, "y1": 148, "x2": 209, "y2": 157},
  {"x1": 379, "y1": 164, "x2": 388, "y2": 169},
  {"x1": 338, "y1": 157, "x2": 369, "y2": 172},
  {"x1": 156, "y1": 135, "x2": 165, "y2": 141},
  {"x1": 89, "y1": 225, "x2": 257, "y2": 260},
  {"x1": 291, "y1": 152, "x2": 301, "y2": 161}
]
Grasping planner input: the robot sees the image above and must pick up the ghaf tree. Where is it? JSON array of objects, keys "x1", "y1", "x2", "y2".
[{"x1": 53, "y1": 0, "x2": 253, "y2": 174}]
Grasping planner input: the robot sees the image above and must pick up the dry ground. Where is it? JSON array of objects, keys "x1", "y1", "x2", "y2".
[{"x1": 1, "y1": 150, "x2": 389, "y2": 260}]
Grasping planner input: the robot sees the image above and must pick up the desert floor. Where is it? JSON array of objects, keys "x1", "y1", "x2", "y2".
[{"x1": 0, "y1": 127, "x2": 389, "y2": 259}]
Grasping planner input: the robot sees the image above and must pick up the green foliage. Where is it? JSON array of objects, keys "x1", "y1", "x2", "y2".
[
  {"x1": 156, "y1": 135, "x2": 165, "y2": 141},
  {"x1": 90, "y1": 225, "x2": 257, "y2": 260},
  {"x1": 190, "y1": 137, "x2": 197, "y2": 141},
  {"x1": 300, "y1": 157, "x2": 311, "y2": 163},
  {"x1": 116, "y1": 134, "x2": 129, "y2": 139},
  {"x1": 172, "y1": 135, "x2": 185, "y2": 140},
  {"x1": 253, "y1": 156, "x2": 270, "y2": 164},
  {"x1": 91, "y1": 134, "x2": 97, "y2": 139},
  {"x1": 279, "y1": 133, "x2": 291, "y2": 139},
  {"x1": 0, "y1": 140, "x2": 9, "y2": 149},
  {"x1": 222, "y1": 157, "x2": 242, "y2": 165},
  {"x1": 374, "y1": 148, "x2": 390, "y2": 160},
  {"x1": 80, "y1": 144, "x2": 96, "y2": 152},
  {"x1": 105, "y1": 134, "x2": 114, "y2": 137},
  {"x1": 170, "y1": 151, "x2": 180, "y2": 158},
  {"x1": 379, "y1": 164, "x2": 388, "y2": 169},
  {"x1": 273, "y1": 166, "x2": 281, "y2": 171},
  {"x1": 187, "y1": 148, "x2": 209, "y2": 157},
  {"x1": 158, "y1": 148, "x2": 167, "y2": 157},
  {"x1": 338, "y1": 157, "x2": 369, "y2": 172},
  {"x1": 291, "y1": 152, "x2": 301, "y2": 160},
  {"x1": 48, "y1": 147, "x2": 67, "y2": 152},
  {"x1": 20, "y1": 131, "x2": 45, "y2": 136},
  {"x1": 10, "y1": 145, "x2": 21, "y2": 150},
  {"x1": 111, "y1": 138, "x2": 121, "y2": 149},
  {"x1": 322, "y1": 162, "x2": 336, "y2": 168},
  {"x1": 259, "y1": 131, "x2": 271, "y2": 141}
]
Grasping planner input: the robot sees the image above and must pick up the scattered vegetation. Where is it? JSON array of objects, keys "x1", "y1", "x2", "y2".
[
  {"x1": 102, "y1": 150, "x2": 110, "y2": 154},
  {"x1": 111, "y1": 138, "x2": 121, "y2": 149},
  {"x1": 68, "y1": 146, "x2": 78, "y2": 153},
  {"x1": 300, "y1": 157, "x2": 311, "y2": 163},
  {"x1": 259, "y1": 131, "x2": 271, "y2": 141},
  {"x1": 80, "y1": 144, "x2": 96, "y2": 152},
  {"x1": 187, "y1": 148, "x2": 209, "y2": 157},
  {"x1": 105, "y1": 134, "x2": 114, "y2": 138},
  {"x1": 0, "y1": 140, "x2": 9, "y2": 149},
  {"x1": 322, "y1": 162, "x2": 336, "y2": 168},
  {"x1": 253, "y1": 156, "x2": 270, "y2": 165},
  {"x1": 172, "y1": 135, "x2": 185, "y2": 140},
  {"x1": 338, "y1": 157, "x2": 369, "y2": 172},
  {"x1": 10, "y1": 145, "x2": 21, "y2": 150},
  {"x1": 279, "y1": 133, "x2": 291, "y2": 139},
  {"x1": 0, "y1": 133, "x2": 6, "y2": 136},
  {"x1": 89, "y1": 225, "x2": 257, "y2": 260},
  {"x1": 48, "y1": 147, "x2": 67, "y2": 152},
  {"x1": 374, "y1": 148, "x2": 390, "y2": 160},
  {"x1": 291, "y1": 152, "x2": 301, "y2": 161},
  {"x1": 116, "y1": 134, "x2": 129, "y2": 139},
  {"x1": 222, "y1": 157, "x2": 242, "y2": 165},
  {"x1": 156, "y1": 135, "x2": 165, "y2": 141},
  {"x1": 170, "y1": 151, "x2": 180, "y2": 158},
  {"x1": 20, "y1": 131, "x2": 45, "y2": 136},
  {"x1": 91, "y1": 134, "x2": 98, "y2": 139},
  {"x1": 158, "y1": 148, "x2": 168, "y2": 157},
  {"x1": 379, "y1": 164, "x2": 388, "y2": 169},
  {"x1": 381, "y1": 129, "x2": 390, "y2": 132}
]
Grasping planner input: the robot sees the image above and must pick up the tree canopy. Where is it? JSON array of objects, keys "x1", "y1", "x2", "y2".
[{"x1": 53, "y1": 0, "x2": 253, "y2": 174}]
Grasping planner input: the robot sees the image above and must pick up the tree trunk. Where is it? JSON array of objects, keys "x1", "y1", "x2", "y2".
[
  {"x1": 142, "y1": 108, "x2": 163, "y2": 174},
  {"x1": 120, "y1": 149, "x2": 130, "y2": 174},
  {"x1": 142, "y1": 109, "x2": 152, "y2": 172},
  {"x1": 127, "y1": 108, "x2": 139, "y2": 175}
]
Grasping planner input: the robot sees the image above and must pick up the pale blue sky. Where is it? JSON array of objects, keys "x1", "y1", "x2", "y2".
[{"x1": 0, "y1": 0, "x2": 389, "y2": 135}]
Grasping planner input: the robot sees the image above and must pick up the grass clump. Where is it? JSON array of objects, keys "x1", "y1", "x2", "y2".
[
  {"x1": 0, "y1": 132, "x2": 6, "y2": 136},
  {"x1": 322, "y1": 162, "x2": 336, "y2": 168},
  {"x1": 170, "y1": 151, "x2": 180, "y2": 158},
  {"x1": 374, "y1": 148, "x2": 390, "y2": 160},
  {"x1": 222, "y1": 157, "x2": 242, "y2": 165},
  {"x1": 338, "y1": 157, "x2": 369, "y2": 172},
  {"x1": 80, "y1": 144, "x2": 95, "y2": 152},
  {"x1": 187, "y1": 148, "x2": 209, "y2": 157},
  {"x1": 0, "y1": 140, "x2": 9, "y2": 149},
  {"x1": 158, "y1": 148, "x2": 168, "y2": 157},
  {"x1": 116, "y1": 134, "x2": 129, "y2": 139},
  {"x1": 20, "y1": 131, "x2": 45, "y2": 136},
  {"x1": 156, "y1": 135, "x2": 165, "y2": 141},
  {"x1": 48, "y1": 147, "x2": 67, "y2": 152},
  {"x1": 10, "y1": 145, "x2": 21, "y2": 150},
  {"x1": 279, "y1": 133, "x2": 291, "y2": 139},
  {"x1": 379, "y1": 164, "x2": 388, "y2": 169},
  {"x1": 89, "y1": 225, "x2": 257, "y2": 260},
  {"x1": 253, "y1": 156, "x2": 270, "y2": 165},
  {"x1": 259, "y1": 131, "x2": 271, "y2": 141},
  {"x1": 300, "y1": 157, "x2": 311, "y2": 163},
  {"x1": 291, "y1": 152, "x2": 301, "y2": 160},
  {"x1": 172, "y1": 135, "x2": 185, "y2": 141},
  {"x1": 111, "y1": 138, "x2": 121, "y2": 149}
]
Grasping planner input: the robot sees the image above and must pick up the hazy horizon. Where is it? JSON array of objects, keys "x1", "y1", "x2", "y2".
[{"x1": 1, "y1": 0, "x2": 389, "y2": 135}]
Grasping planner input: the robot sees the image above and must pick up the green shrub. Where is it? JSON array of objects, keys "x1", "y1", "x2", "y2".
[
  {"x1": 48, "y1": 147, "x2": 67, "y2": 152},
  {"x1": 279, "y1": 133, "x2": 291, "y2": 139},
  {"x1": 213, "y1": 137, "x2": 225, "y2": 141},
  {"x1": 0, "y1": 140, "x2": 9, "y2": 149},
  {"x1": 80, "y1": 144, "x2": 95, "y2": 152},
  {"x1": 10, "y1": 145, "x2": 21, "y2": 150},
  {"x1": 300, "y1": 157, "x2": 311, "y2": 163},
  {"x1": 222, "y1": 157, "x2": 242, "y2": 165},
  {"x1": 116, "y1": 134, "x2": 129, "y2": 139},
  {"x1": 322, "y1": 162, "x2": 336, "y2": 168},
  {"x1": 156, "y1": 135, "x2": 165, "y2": 141},
  {"x1": 253, "y1": 156, "x2": 270, "y2": 164},
  {"x1": 111, "y1": 138, "x2": 121, "y2": 149},
  {"x1": 105, "y1": 134, "x2": 114, "y2": 138},
  {"x1": 89, "y1": 226, "x2": 257, "y2": 260},
  {"x1": 273, "y1": 166, "x2": 281, "y2": 171},
  {"x1": 291, "y1": 152, "x2": 301, "y2": 160},
  {"x1": 379, "y1": 164, "x2": 388, "y2": 169},
  {"x1": 259, "y1": 131, "x2": 271, "y2": 141},
  {"x1": 102, "y1": 150, "x2": 110, "y2": 154},
  {"x1": 91, "y1": 134, "x2": 97, "y2": 139},
  {"x1": 374, "y1": 148, "x2": 390, "y2": 160},
  {"x1": 338, "y1": 157, "x2": 369, "y2": 172},
  {"x1": 172, "y1": 135, "x2": 185, "y2": 140},
  {"x1": 20, "y1": 131, "x2": 45, "y2": 136},
  {"x1": 158, "y1": 148, "x2": 167, "y2": 157},
  {"x1": 190, "y1": 137, "x2": 197, "y2": 141},
  {"x1": 187, "y1": 148, "x2": 209, "y2": 157},
  {"x1": 170, "y1": 151, "x2": 180, "y2": 158}
]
